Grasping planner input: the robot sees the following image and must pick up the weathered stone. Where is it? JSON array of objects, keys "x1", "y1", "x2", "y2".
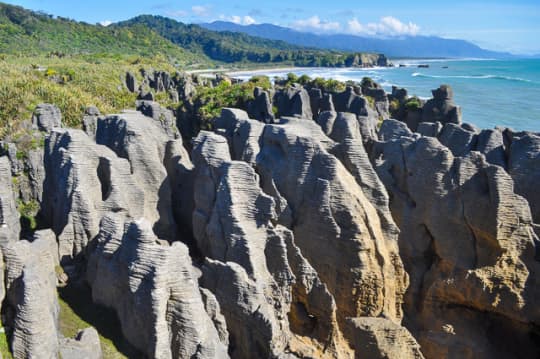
[
  {"x1": 59, "y1": 328, "x2": 103, "y2": 359},
  {"x1": 97, "y1": 111, "x2": 178, "y2": 240},
  {"x1": 437, "y1": 122, "x2": 477, "y2": 157},
  {"x1": 508, "y1": 132, "x2": 540, "y2": 223},
  {"x1": 346, "y1": 317, "x2": 424, "y2": 359},
  {"x1": 125, "y1": 71, "x2": 137, "y2": 92},
  {"x1": 274, "y1": 85, "x2": 313, "y2": 119},
  {"x1": 136, "y1": 100, "x2": 178, "y2": 138},
  {"x1": 87, "y1": 213, "x2": 228, "y2": 359},
  {"x1": 4, "y1": 231, "x2": 59, "y2": 359},
  {"x1": 32, "y1": 103, "x2": 62, "y2": 132},
  {"x1": 373, "y1": 135, "x2": 540, "y2": 358},
  {"x1": 247, "y1": 87, "x2": 275, "y2": 123},
  {"x1": 379, "y1": 119, "x2": 414, "y2": 141},
  {"x1": 417, "y1": 121, "x2": 442, "y2": 137},
  {"x1": 0, "y1": 156, "x2": 20, "y2": 247},
  {"x1": 422, "y1": 85, "x2": 462, "y2": 125},
  {"x1": 43, "y1": 129, "x2": 145, "y2": 262}
]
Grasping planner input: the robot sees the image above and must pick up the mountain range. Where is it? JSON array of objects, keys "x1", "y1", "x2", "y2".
[{"x1": 202, "y1": 21, "x2": 515, "y2": 59}]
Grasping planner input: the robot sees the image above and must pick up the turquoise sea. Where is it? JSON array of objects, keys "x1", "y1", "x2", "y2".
[{"x1": 231, "y1": 59, "x2": 540, "y2": 132}]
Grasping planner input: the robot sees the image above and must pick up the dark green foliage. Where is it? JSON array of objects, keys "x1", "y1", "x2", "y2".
[
  {"x1": 405, "y1": 96, "x2": 422, "y2": 110},
  {"x1": 115, "y1": 15, "x2": 368, "y2": 67},
  {"x1": 0, "y1": 3, "x2": 199, "y2": 64}
]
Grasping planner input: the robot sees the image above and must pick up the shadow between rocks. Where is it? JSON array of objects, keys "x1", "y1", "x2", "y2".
[{"x1": 58, "y1": 283, "x2": 144, "y2": 359}]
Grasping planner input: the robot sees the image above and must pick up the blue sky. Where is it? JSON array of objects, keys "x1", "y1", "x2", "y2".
[{"x1": 4, "y1": 0, "x2": 540, "y2": 54}]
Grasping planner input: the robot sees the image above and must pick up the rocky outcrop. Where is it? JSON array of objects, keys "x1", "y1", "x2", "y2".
[
  {"x1": 3, "y1": 230, "x2": 59, "y2": 359},
  {"x1": 59, "y1": 328, "x2": 103, "y2": 359},
  {"x1": 273, "y1": 84, "x2": 313, "y2": 119},
  {"x1": 87, "y1": 213, "x2": 228, "y2": 359},
  {"x1": 0, "y1": 156, "x2": 20, "y2": 246},
  {"x1": 205, "y1": 109, "x2": 416, "y2": 357},
  {"x1": 96, "y1": 110, "x2": 180, "y2": 241},
  {"x1": 421, "y1": 85, "x2": 462, "y2": 125},
  {"x1": 346, "y1": 317, "x2": 424, "y2": 359},
  {"x1": 32, "y1": 103, "x2": 62, "y2": 132},
  {"x1": 43, "y1": 128, "x2": 145, "y2": 262},
  {"x1": 192, "y1": 129, "x2": 352, "y2": 358},
  {"x1": 372, "y1": 121, "x2": 540, "y2": 358},
  {"x1": 247, "y1": 87, "x2": 274, "y2": 123}
]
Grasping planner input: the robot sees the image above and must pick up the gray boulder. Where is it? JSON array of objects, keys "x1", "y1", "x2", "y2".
[
  {"x1": 417, "y1": 121, "x2": 442, "y2": 137},
  {"x1": 437, "y1": 122, "x2": 477, "y2": 157},
  {"x1": 508, "y1": 133, "x2": 540, "y2": 223},
  {"x1": 273, "y1": 85, "x2": 313, "y2": 119},
  {"x1": 59, "y1": 328, "x2": 103, "y2": 359},
  {"x1": 379, "y1": 119, "x2": 414, "y2": 141},
  {"x1": 125, "y1": 71, "x2": 137, "y2": 92},
  {"x1": 32, "y1": 103, "x2": 62, "y2": 132},
  {"x1": 422, "y1": 85, "x2": 462, "y2": 125},
  {"x1": 247, "y1": 87, "x2": 275, "y2": 123}
]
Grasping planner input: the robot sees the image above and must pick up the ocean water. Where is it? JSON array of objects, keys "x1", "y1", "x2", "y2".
[{"x1": 230, "y1": 59, "x2": 540, "y2": 132}]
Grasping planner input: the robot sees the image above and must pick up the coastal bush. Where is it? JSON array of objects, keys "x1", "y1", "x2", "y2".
[
  {"x1": 405, "y1": 96, "x2": 422, "y2": 111},
  {"x1": 0, "y1": 55, "x2": 177, "y2": 139}
]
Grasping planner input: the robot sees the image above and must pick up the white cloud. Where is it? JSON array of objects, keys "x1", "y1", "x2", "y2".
[
  {"x1": 99, "y1": 20, "x2": 113, "y2": 27},
  {"x1": 219, "y1": 15, "x2": 257, "y2": 25},
  {"x1": 347, "y1": 16, "x2": 420, "y2": 36},
  {"x1": 192, "y1": 5, "x2": 211, "y2": 17},
  {"x1": 291, "y1": 16, "x2": 341, "y2": 33},
  {"x1": 166, "y1": 10, "x2": 188, "y2": 18}
]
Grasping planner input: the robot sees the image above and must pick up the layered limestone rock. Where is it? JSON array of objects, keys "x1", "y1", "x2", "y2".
[
  {"x1": 205, "y1": 109, "x2": 415, "y2": 358},
  {"x1": 273, "y1": 84, "x2": 313, "y2": 119},
  {"x1": 0, "y1": 156, "x2": 20, "y2": 246},
  {"x1": 192, "y1": 130, "x2": 350, "y2": 358},
  {"x1": 372, "y1": 123, "x2": 540, "y2": 358},
  {"x1": 345, "y1": 317, "x2": 424, "y2": 359},
  {"x1": 32, "y1": 103, "x2": 62, "y2": 132},
  {"x1": 3, "y1": 230, "x2": 60, "y2": 359},
  {"x1": 59, "y1": 328, "x2": 103, "y2": 359},
  {"x1": 43, "y1": 128, "x2": 145, "y2": 262},
  {"x1": 421, "y1": 85, "x2": 462, "y2": 125},
  {"x1": 87, "y1": 213, "x2": 228, "y2": 359},
  {"x1": 96, "y1": 110, "x2": 183, "y2": 241}
]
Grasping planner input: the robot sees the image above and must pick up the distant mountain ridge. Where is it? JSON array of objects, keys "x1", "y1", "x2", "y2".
[{"x1": 202, "y1": 21, "x2": 515, "y2": 59}]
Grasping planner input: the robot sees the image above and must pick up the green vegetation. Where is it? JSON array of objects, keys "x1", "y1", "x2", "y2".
[
  {"x1": 389, "y1": 98, "x2": 400, "y2": 114},
  {"x1": 116, "y1": 15, "x2": 370, "y2": 67},
  {"x1": 282, "y1": 73, "x2": 346, "y2": 92},
  {"x1": 0, "y1": 54, "x2": 178, "y2": 138},
  {"x1": 404, "y1": 96, "x2": 422, "y2": 111},
  {"x1": 17, "y1": 199, "x2": 39, "y2": 230},
  {"x1": 194, "y1": 76, "x2": 272, "y2": 125},
  {"x1": 0, "y1": 3, "x2": 199, "y2": 64},
  {"x1": 58, "y1": 284, "x2": 142, "y2": 359},
  {"x1": 0, "y1": 328, "x2": 12, "y2": 359}
]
